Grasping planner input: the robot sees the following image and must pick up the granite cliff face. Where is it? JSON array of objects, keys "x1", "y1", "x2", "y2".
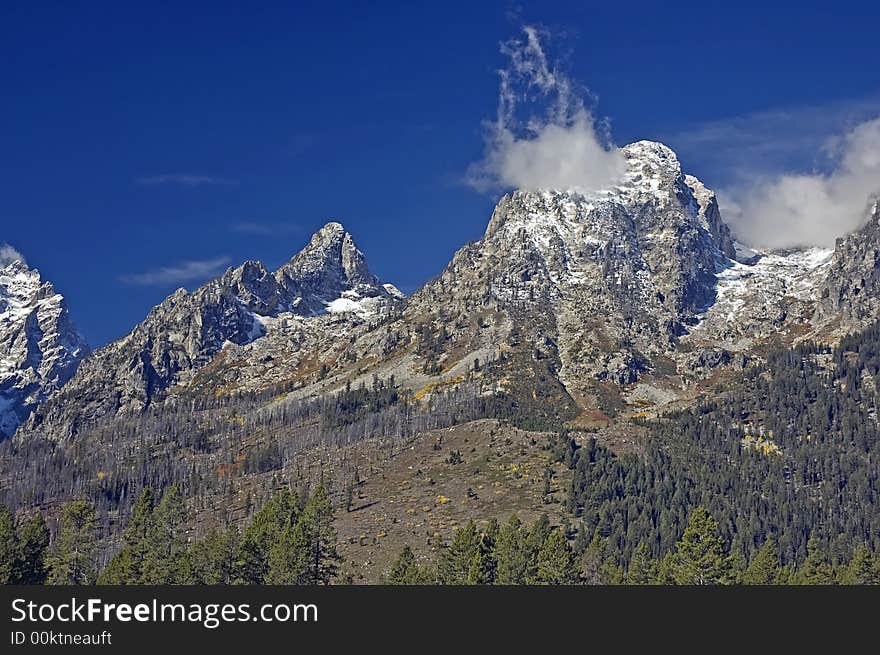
[{"x1": 0, "y1": 255, "x2": 88, "y2": 437}]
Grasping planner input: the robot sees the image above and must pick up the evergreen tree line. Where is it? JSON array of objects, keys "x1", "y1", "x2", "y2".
[
  {"x1": 388, "y1": 507, "x2": 880, "y2": 585},
  {"x1": 387, "y1": 515, "x2": 579, "y2": 585},
  {"x1": 561, "y1": 323, "x2": 880, "y2": 570},
  {"x1": 0, "y1": 485, "x2": 340, "y2": 585}
]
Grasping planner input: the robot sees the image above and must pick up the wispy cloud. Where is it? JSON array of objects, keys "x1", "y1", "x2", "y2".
[
  {"x1": 659, "y1": 95, "x2": 880, "y2": 248},
  {"x1": 467, "y1": 25, "x2": 624, "y2": 194},
  {"x1": 136, "y1": 174, "x2": 238, "y2": 188},
  {"x1": 719, "y1": 116, "x2": 880, "y2": 249},
  {"x1": 664, "y1": 95, "x2": 880, "y2": 184},
  {"x1": 120, "y1": 256, "x2": 232, "y2": 286},
  {"x1": 229, "y1": 221, "x2": 301, "y2": 236},
  {"x1": 0, "y1": 243, "x2": 26, "y2": 267}
]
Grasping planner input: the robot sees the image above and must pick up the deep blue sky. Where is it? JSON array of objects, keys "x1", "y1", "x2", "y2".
[{"x1": 3, "y1": 1, "x2": 880, "y2": 346}]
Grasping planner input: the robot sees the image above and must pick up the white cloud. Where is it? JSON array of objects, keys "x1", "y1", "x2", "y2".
[
  {"x1": 120, "y1": 256, "x2": 232, "y2": 286},
  {"x1": 467, "y1": 26, "x2": 625, "y2": 194},
  {"x1": 136, "y1": 174, "x2": 238, "y2": 187},
  {"x1": 664, "y1": 95, "x2": 880, "y2": 183},
  {"x1": 0, "y1": 243, "x2": 26, "y2": 267},
  {"x1": 721, "y1": 116, "x2": 880, "y2": 248}
]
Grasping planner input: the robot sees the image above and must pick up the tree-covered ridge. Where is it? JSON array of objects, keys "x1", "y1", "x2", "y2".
[
  {"x1": 0, "y1": 485, "x2": 341, "y2": 585},
  {"x1": 567, "y1": 324, "x2": 880, "y2": 570},
  {"x1": 387, "y1": 506, "x2": 880, "y2": 585}
]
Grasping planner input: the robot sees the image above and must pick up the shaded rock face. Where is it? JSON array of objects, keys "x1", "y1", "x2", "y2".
[
  {"x1": 817, "y1": 199, "x2": 880, "y2": 329},
  {"x1": 0, "y1": 258, "x2": 88, "y2": 438},
  {"x1": 21, "y1": 224, "x2": 397, "y2": 439}
]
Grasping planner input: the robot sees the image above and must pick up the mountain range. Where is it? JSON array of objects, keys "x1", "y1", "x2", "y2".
[{"x1": 2, "y1": 140, "x2": 879, "y2": 578}]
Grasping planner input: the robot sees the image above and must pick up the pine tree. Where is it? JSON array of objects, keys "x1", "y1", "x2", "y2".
[
  {"x1": 236, "y1": 489, "x2": 298, "y2": 584},
  {"x1": 844, "y1": 545, "x2": 878, "y2": 585},
  {"x1": 534, "y1": 529, "x2": 578, "y2": 585},
  {"x1": 100, "y1": 488, "x2": 155, "y2": 584},
  {"x1": 189, "y1": 527, "x2": 239, "y2": 584},
  {"x1": 728, "y1": 548, "x2": 748, "y2": 583},
  {"x1": 495, "y1": 515, "x2": 529, "y2": 584},
  {"x1": 15, "y1": 511, "x2": 49, "y2": 584},
  {"x1": 387, "y1": 545, "x2": 425, "y2": 584},
  {"x1": 740, "y1": 539, "x2": 780, "y2": 585},
  {"x1": 265, "y1": 486, "x2": 339, "y2": 585},
  {"x1": 523, "y1": 514, "x2": 551, "y2": 583},
  {"x1": 0, "y1": 504, "x2": 17, "y2": 584},
  {"x1": 795, "y1": 534, "x2": 836, "y2": 585},
  {"x1": 625, "y1": 542, "x2": 657, "y2": 585},
  {"x1": 144, "y1": 485, "x2": 187, "y2": 583},
  {"x1": 298, "y1": 485, "x2": 339, "y2": 585},
  {"x1": 265, "y1": 520, "x2": 309, "y2": 584},
  {"x1": 47, "y1": 501, "x2": 98, "y2": 585},
  {"x1": 581, "y1": 532, "x2": 610, "y2": 585},
  {"x1": 666, "y1": 507, "x2": 732, "y2": 585},
  {"x1": 439, "y1": 521, "x2": 481, "y2": 584},
  {"x1": 465, "y1": 529, "x2": 497, "y2": 585}
]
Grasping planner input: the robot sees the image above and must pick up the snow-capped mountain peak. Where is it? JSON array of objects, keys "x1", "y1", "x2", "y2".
[
  {"x1": 0, "y1": 254, "x2": 88, "y2": 438},
  {"x1": 275, "y1": 222, "x2": 388, "y2": 314}
]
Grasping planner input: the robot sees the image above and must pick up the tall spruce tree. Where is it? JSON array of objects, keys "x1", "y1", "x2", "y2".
[
  {"x1": 265, "y1": 486, "x2": 338, "y2": 585},
  {"x1": 845, "y1": 545, "x2": 880, "y2": 585},
  {"x1": 100, "y1": 488, "x2": 155, "y2": 584},
  {"x1": 740, "y1": 539, "x2": 780, "y2": 585},
  {"x1": 47, "y1": 501, "x2": 98, "y2": 585},
  {"x1": 534, "y1": 529, "x2": 578, "y2": 585},
  {"x1": 236, "y1": 488, "x2": 299, "y2": 584},
  {"x1": 666, "y1": 507, "x2": 732, "y2": 585},
  {"x1": 625, "y1": 542, "x2": 657, "y2": 585},
  {"x1": 265, "y1": 520, "x2": 309, "y2": 584},
  {"x1": 189, "y1": 527, "x2": 239, "y2": 584},
  {"x1": 795, "y1": 535, "x2": 837, "y2": 585},
  {"x1": 465, "y1": 529, "x2": 497, "y2": 585},
  {"x1": 388, "y1": 545, "x2": 425, "y2": 584},
  {"x1": 144, "y1": 485, "x2": 187, "y2": 583},
  {"x1": 298, "y1": 485, "x2": 339, "y2": 585},
  {"x1": 495, "y1": 515, "x2": 529, "y2": 585},
  {"x1": 439, "y1": 521, "x2": 481, "y2": 584},
  {"x1": 15, "y1": 511, "x2": 50, "y2": 584}
]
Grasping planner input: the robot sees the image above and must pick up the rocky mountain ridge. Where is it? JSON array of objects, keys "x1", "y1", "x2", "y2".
[
  {"x1": 19, "y1": 222, "x2": 400, "y2": 439},
  {"x1": 9, "y1": 141, "x2": 880, "y2": 445}
]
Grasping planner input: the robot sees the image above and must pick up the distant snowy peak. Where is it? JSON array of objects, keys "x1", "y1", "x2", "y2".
[
  {"x1": 275, "y1": 222, "x2": 391, "y2": 315},
  {"x1": 171, "y1": 221, "x2": 397, "y2": 351},
  {"x1": 617, "y1": 140, "x2": 686, "y2": 202},
  {"x1": 0, "y1": 255, "x2": 88, "y2": 438}
]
